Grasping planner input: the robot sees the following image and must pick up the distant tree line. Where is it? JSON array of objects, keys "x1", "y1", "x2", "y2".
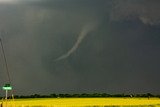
[{"x1": 1, "y1": 93, "x2": 160, "y2": 99}]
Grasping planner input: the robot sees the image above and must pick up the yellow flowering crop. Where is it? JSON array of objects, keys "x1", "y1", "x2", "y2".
[{"x1": 1, "y1": 98, "x2": 160, "y2": 107}]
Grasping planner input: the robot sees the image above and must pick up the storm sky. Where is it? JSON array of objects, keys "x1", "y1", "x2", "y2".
[{"x1": 0, "y1": 0, "x2": 160, "y2": 95}]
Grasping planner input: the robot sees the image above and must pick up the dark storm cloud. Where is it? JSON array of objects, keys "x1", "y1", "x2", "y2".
[
  {"x1": 0, "y1": 0, "x2": 105, "y2": 95},
  {"x1": 0, "y1": 0, "x2": 160, "y2": 95},
  {"x1": 110, "y1": 0, "x2": 160, "y2": 25}
]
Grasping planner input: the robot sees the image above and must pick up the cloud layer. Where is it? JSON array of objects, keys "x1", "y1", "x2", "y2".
[{"x1": 110, "y1": 0, "x2": 160, "y2": 25}]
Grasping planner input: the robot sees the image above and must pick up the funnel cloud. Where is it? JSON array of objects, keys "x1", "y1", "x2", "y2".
[{"x1": 54, "y1": 23, "x2": 98, "y2": 61}]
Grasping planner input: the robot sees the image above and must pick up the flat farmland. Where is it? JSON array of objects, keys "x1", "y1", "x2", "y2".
[{"x1": 1, "y1": 98, "x2": 160, "y2": 107}]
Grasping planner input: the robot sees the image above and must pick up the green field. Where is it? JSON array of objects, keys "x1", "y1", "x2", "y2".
[{"x1": 1, "y1": 98, "x2": 160, "y2": 107}]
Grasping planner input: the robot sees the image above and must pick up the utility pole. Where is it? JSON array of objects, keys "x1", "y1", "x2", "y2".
[{"x1": 0, "y1": 37, "x2": 13, "y2": 106}]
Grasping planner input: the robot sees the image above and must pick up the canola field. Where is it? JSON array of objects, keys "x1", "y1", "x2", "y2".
[{"x1": 1, "y1": 98, "x2": 160, "y2": 107}]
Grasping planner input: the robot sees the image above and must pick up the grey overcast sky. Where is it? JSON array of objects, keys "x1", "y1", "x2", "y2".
[{"x1": 0, "y1": 0, "x2": 160, "y2": 95}]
